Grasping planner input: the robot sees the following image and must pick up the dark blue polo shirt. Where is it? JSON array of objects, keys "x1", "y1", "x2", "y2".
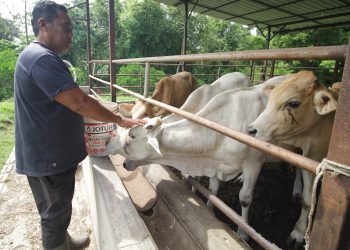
[{"x1": 14, "y1": 41, "x2": 87, "y2": 176}]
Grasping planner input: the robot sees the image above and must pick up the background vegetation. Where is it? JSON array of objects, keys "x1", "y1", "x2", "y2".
[{"x1": 0, "y1": 0, "x2": 349, "y2": 168}]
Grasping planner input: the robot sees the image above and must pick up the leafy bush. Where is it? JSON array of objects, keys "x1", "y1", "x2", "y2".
[
  {"x1": 117, "y1": 64, "x2": 166, "y2": 94},
  {"x1": 0, "y1": 49, "x2": 17, "y2": 101}
]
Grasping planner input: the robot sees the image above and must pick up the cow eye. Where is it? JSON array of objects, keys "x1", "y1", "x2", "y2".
[
  {"x1": 129, "y1": 131, "x2": 135, "y2": 139},
  {"x1": 287, "y1": 100, "x2": 301, "y2": 109}
]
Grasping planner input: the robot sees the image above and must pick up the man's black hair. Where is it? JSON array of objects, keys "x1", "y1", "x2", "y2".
[{"x1": 31, "y1": 1, "x2": 68, "y2": 36}]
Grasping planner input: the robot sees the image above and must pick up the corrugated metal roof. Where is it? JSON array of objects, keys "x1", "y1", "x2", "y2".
[{"x1": 156, "y1": 0, "x2": 350, "y2": 34}]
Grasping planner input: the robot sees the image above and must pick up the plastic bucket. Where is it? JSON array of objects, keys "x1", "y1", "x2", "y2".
[{"x1": 84, "y1": 101, "x2": 118, "y2": 157}]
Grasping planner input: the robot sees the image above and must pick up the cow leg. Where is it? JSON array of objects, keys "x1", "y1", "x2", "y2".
[
  {"x1": 292, "y1": 168, "x2": 303, "y2": 202},
  {"x1": 237, "y1": 161, "x2": 262, "y2": 241},
  {"x1": 288, "y1": 170, "x2": 313, "y2": 249},
  {"x1": 207, "y1": 176, "x2": 220, "y2": 210}
]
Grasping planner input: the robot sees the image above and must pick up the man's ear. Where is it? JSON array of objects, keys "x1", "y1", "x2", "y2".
[
  {"x1": 38, "y1": 18, "x2": 48, "y2": 31},
  {"x1": 263, "y1": 84, "x2": 276, "y2": 96},
  {"x1": 313, "y1": 89, "x2": 337, "y2": 115}
]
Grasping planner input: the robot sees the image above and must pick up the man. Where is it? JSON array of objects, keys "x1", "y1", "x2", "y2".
[{"x1": 14, "y1": 1, "x2": 143, "y2": 249}]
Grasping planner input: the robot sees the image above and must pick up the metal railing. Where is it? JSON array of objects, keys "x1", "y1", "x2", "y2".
[{"x1": 88, "y1": 44, "x2": 347, "y2": 250}]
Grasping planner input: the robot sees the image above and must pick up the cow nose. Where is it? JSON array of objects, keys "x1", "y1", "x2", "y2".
[
  {"x1": 248, "y1": 126, "x2": 257, "y2": 136},
  {"x1": 122, "y1": 161, "x2": 127, "y2": 169}
]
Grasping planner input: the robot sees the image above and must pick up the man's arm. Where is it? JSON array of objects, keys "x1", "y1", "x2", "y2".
[{"x1": 54, "y1": 87, "x2": 145, "y2": 127}]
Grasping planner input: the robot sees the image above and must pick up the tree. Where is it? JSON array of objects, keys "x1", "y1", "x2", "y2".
[
  {"x1": 0, "y1": 15, "x2": 20, "y2": 41},
  {"x1": 120, "y1": 0, "x2": 182, "y2": 58}
]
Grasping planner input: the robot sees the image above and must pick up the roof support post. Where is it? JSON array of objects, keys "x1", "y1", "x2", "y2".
[
  {"x1": 108, "y1": 0, "x2": 116, "y2": 102},
  {"x1": 86, "y1": 0, "x2": 92, "y2": 90},
  {"x1": 308, "y1": 39, "x2": 350, "y2": 249},
  {"x1": 181, "y1": 0, "x2": 189, "y2": 71}
]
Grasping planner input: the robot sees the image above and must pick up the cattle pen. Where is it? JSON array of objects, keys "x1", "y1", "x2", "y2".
[{"x1": 75, "y1": 1, "x2": 350, "y2": 250}]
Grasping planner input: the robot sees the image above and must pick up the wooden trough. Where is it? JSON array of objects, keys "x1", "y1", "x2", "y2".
[{"x1": 82, "y1": 154, "x2": 250, "y2": 249}]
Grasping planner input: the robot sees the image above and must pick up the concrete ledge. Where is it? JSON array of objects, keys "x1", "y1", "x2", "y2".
[{"x1": 82, "y1": 156, "x2": 157, "y2": 250}]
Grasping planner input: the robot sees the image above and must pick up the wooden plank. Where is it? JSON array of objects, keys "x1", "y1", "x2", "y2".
[
  {"x1": 140, "y1": 163, "x2": 251, "y2": 250},
  {"x1": 110, "y1": 154, "x2": 158, "y2": 212},
  {"x1": 82, "y1": 156, "x2": 157, "y2": 250}
]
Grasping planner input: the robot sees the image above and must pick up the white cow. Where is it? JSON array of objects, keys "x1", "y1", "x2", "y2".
[
  {"x1": 106, "y1": 75, "x2": 288, "y2": 240},
  {"x1": 163, "y1": 72, "x2": 251, "y2": 124},
  {"x1": 248, "y1": 71, "x2": 340, "y2": 248}
]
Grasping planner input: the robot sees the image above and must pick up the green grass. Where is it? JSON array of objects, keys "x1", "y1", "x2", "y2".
[
  {"x1": 0, "y1": 98, "x2": 15, "y2": 171},
  {"x1": 100, "y1": 95, "x2": 137, "y2": 102}
]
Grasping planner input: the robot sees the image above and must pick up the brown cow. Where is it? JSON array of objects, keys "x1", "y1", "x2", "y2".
[
  {"x1": 249, "y1": 71, "x2": 340, "y2": 248},
  {"x1": 131, "y1": 71, "x2": 197, "y2": 119}
]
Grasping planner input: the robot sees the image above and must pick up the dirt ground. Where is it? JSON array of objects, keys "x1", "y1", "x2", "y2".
[
  {"x1": 0, "y1": 150, "x2": 96, "y2": 250},
  {"x1": 193, "y1": 162, "x2": 301, "y2": 250}
]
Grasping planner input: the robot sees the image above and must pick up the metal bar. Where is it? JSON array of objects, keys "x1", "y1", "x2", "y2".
[
  {"x1": 252, "y1": 0, "x2": 323, "y2": 25},
  {"x1": 327, "y1": 40, "x2": 350, "y2": 166},
  {"x1": 89, "y1": 75, "x2": 319, "y2": 173},
  {"x1": 185, "y1": 0, "x2": 270, "y2": 26},
  {"x1": 228, "y1": 0, "x2": 303, "y2": 20},
  {"x1": 333, "y1": 60, "x2": 340, "y2": 82},
  {"x1": 108, "y1": 0, "x2": 116, "y2": 102},
  {"x1": 67, "y1": 2, "x2": 86, "y2": 10},
  {"x1": 144, "y1": 62, "x2": 150, "y2": 98},
  {"x1": 89, "y1": 89, "x2": 104, "y2": 101},
  {"x1": 270, "y1": 11, "x2": 350, "y2": 29},
  {"x1": 249, "y1": 61, "x2": 254, "y2": 81},
  {"x1": 308, "y1": 172, "x2": 350, "y2": 250},
  {"x1": 91, "y1": 46, "x2": 346, "y2": 64},
  {"x1": 261, "y1": 26, "x2": 271, "y2": 81},
  {"x1": 186, "y1": 176, "x2": 281, "y2": 250},
  {"x1": 200, "y1": 0, "x2": 240, "y2": 15},
  {"x1": 109, "y1": 46, "x2": 346, "y2": 64},
  {"x1": 86, "y1": 0, "x2": 92, "y2": 89},
  {"x1": 270, "y1": 60, "x2": 276, "y2": 78},
  {"x1": 275, "y1": 21, "x2": 350, "y2": 35},
  {"x1": 244, "y1": 5, "x2": 350, "y2": 27},
  {"x1": 182, "y1": 0, "x2": 188, "y2": 71}
]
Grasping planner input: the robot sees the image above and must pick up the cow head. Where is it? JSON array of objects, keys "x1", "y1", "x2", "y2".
[
  {"x1": 113, "y1": 117, "x2": 163, "y2": 160},
  {"x1": 248, "y1": 71, "x2": 339, "y2": 143},
  {"x1": 131, "y1": 99, "x2": 153, "y2": 119}
]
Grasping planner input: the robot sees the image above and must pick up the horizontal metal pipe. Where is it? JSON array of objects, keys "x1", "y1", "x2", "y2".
[
  {"x1": 90, "y1": 45, "x2": 346, "y2": 65},
  {"x1": 113, "y1": 46, "x2": 346, "y2": 64},
  {"x1": 186, "y1": 176, "x2": 281, "y2": 250},
  {"x1": 89, "y1": 75, "x2": 319, "y2": 174},
  {"x1": 89, "y1": 88, "x2": 104, "y2": 101}
]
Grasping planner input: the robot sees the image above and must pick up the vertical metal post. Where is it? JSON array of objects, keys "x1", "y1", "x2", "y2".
[
  {"x1": 108, "y1": 0, "x2": 116, "y2": 102},
  {"x1": 269, "y1": 60, "x2": 275, "y2": 79},
  {"x1": 144, "y1": 62, "x2": 150, "y2": 98},
  {"x1": 333, "y1": 60, "x2": 340, "y2": 83},
  {"x1": 327, "y1": 40, "x2": 350, "y2": 165},
  {"x1": 308, "y1": 40, "x2": 350, "y2": 249},
  {"x1": 261, "y1": 26, "x2": 271, "y2": 81},
  {"x1": 181, "y1": 0, "x2": 188, "y2": 71},
  {"x1": 86, "y1": 0, "x2": 92, "y2": 90},
  {"x1": 249, "y1": 60, "x2": 254, "y2": 82}
]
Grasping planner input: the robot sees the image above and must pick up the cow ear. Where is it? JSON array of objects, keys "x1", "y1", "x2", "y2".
[
  {"x1": 263, "y1": 84, "x2": 276, "y2": 96},
  {"x1": 147, "y1": 137, "x2": 162, "y2": 156},
  {"x1": 313, "y1": 89, "x2": 337, "y2": 115},
  {"x1": 144, "y1": 117, "x2": 162, "y2": 131}
]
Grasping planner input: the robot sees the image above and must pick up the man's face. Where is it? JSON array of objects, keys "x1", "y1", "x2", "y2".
[{"x1": 45, "y1": 10, "x2": 73, "y2": 53}]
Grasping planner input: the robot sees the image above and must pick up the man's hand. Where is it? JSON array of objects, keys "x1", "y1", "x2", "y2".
[{"x1": 118, "y1": 118, "x2": 147, "y2": 128}]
